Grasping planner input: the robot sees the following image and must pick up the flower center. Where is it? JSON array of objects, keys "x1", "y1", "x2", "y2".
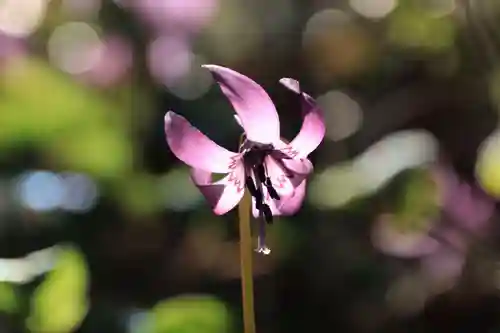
[
  {"x1": 240, "y1": 141, "x2": 281, "y2": 221},
  {"x1": 239, "y1": 140, "x2": 283, "y2": 256}
]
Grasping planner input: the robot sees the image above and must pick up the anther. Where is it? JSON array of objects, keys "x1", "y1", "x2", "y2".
[
  {"x1": 255, "y1": 218, "x2": 271, "y2": 255},
  {"x1": 261, "y1": 204, "x2": 273, "y2": 224},
  {"x1": 264, "y1": 177, "x2": 272, "y2": 186},
  {"x1": 245, "y1": 176, "x2": 262, "y2": 202},
  {"x1": 256, "y1": 245, "x2": 271, "y2": 255},
  {"x1": 256, "y1": 164, "x2": 266, "y2": 183},
  {"x1": 264, "y1": 177, "x2": 281, "y2": 200},
  {"x1": 267, "y1": 186, "x2": 280, "y2": 200}
]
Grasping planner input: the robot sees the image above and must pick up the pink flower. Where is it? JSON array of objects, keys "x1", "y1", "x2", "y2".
[{"x1": 164, "y1": 65, "x2": 325, "y2": 253}]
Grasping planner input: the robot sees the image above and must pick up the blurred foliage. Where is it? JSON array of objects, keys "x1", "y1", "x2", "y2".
[
  {"x1": 0, "y1": 57, "x2": 132, "y2": 179},
  {"x1": 391, "y1": 168, "x2": 440, "y2": 232},
  {"x1": 135, "y1": 295, "x2": 231, "y2": 333},
  {"x1": 388, "y1": 4, "x2": 456, "y2": 52},
  {"x1": 0, "y1": 284, "x2": 19, "y2": 315},
  {"x1": 27, "y1": 246, "x2": 88, "y2": 333}
]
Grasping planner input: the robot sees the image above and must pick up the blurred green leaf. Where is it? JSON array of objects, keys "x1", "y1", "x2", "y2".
[
  {"x1": 388, "y1": 6, "x2": 456, "y2": 52},
  {"x1": 0, "y1": 57, "x2": 133, "y2": 177},
  {"x1": 0, "y1": 58, "x2": 105, "y2": 141},
  {"x1": 47, "y1": 125, "x2": 133, "y2": 178},
  {"x1": 393, "y1": 168, "x2": 439, "y2": 231},
  {"x1": 115, "y1": 173, "x2": 164, "y2": 216},
  {"x1": 145, "y1": 295, "x2": 231, "y2": 333},
  {"x1": 27, "y1": 246, "x2": 89, "y2": 333},
  {"x1": 0, "y1": 283, "x2": 19, "y2": 314},
  {"x1": 160, "y1": 168, "x2": 204, "y2": 212}
]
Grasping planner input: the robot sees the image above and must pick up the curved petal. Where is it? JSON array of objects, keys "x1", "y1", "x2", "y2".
[
  {"x1": 273, "y1": 141, "x2": 314, "y2": 174},
  {"x1": 165, "y1": 111, "x2": 239, "y2": 173},
  {"x1": 203, "y1": 64, "x2": 280, "y2": 144},
  {"x1": 279, "y1": 78, "x2": 325, "y2": 158},
  {"x1": 281, "y1": 157, "x2": 313, "y2": 176},
  {"x1": 265, "y1": 156, "x2": 309, "y2": 194},
  {"x1": 277, "y1": 180, "x2": 307, "y2": 215},
  {"x1": 191, "y1": 163, "x2": 246, "y2": 215},
  {"x1": 273, "y1": 141, "x2": 314, "y2": 175},
  {"x1": 251, "y1": 180, "x2": 307, "y2": 217},
  {"x1": 264, "y1": 156, "x2": 295, "y2": 196}
]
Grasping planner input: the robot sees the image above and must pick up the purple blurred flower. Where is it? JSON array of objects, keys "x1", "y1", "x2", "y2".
[
  {"x1": 432, "y1": 166, "x2": 494, "y2": 235},
  {"x1": 77, "y1": 35, "x2": 133, "y2": 88},
  {"x1": 164, "y1": 65, "x2": 325, "y2": 253},
  {"x1": 124, "y1": 0, "x2": 219, "y2": 91},
  {"x1": 127, "y1": 0, "x2": 219, "y2": 36},
  {"x1": 147, "y1": 35, "x2": 192, "y2": 85},
  {"x1": 0, "y1": 33, "x2": 25, "y2": 66},
  {"x1": 372, "y1": 165, "x2": 494, "y2": 294}
]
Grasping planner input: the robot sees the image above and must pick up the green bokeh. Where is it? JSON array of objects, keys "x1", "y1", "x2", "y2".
[
  {"x1": 27, "y1": 246, "x2": 89, "y2": 333},
  {"x1": 144, "y1": 295, "x2": 231, "y2": 333}
]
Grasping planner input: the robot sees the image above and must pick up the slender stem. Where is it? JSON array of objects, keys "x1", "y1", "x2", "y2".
[{"x1": 238, "y1": 190, "x2": 256, "y2": 333}]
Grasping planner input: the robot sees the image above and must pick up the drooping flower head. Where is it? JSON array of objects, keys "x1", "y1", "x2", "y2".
[{"x1": 164, "y1": 65, "x2": 325, "y2": 254}]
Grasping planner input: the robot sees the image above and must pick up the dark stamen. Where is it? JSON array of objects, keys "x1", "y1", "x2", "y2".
[
  {"x1": 264, "y1": 177, "x2": 272, "y2": 187},
  {"x1": 261, "y1": 204, "x2": 273, "y2": 224},
  {"x1": 267, "y1": 186, "x2": 280, "y2": 200},
  {"x1": 245, "y1": 176, "x2": 262, "y2": 203},
  {"x1": 256, "y1": 164, "x2": 266, "y2": 183},
  {"x1": 264, "y1": 177, "x2": 281, "y2": 200}
]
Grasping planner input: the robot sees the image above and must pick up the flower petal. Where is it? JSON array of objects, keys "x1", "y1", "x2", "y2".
[
  {"x1": 281, "y1": 157, "x2": 313, "y2": 176},
  {"x1": 251, "y1": 180, "x2": 307, "y2": 217},
  {"x1": 264, "y1": 156, "x2": 295, "y2": 196},
  {"x1": 165, "y1": 111, "x2": 239, "y2": 173},
  {"x1": 265, "y1": 156, "x2": 309, "y2": 195},
  {"x1": 203, "y1": 64, "x2": 280, "y2": 144},
  {"x1": 273, "y1": 141, "x2": 313, "y2": 176},
  {"x1": 276, "y1": 180, "x2": 307, "y2": 215},
  {"x1": 191, "y1": 163, "x2": 246, "y2": 215},
  {"x1": 279, "y1": 78, "x2": 325, "y2": 158}
]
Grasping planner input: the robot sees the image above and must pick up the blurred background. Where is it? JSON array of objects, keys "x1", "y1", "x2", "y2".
[{"x1": 2, "y1": 0, "x2": 500, "y2": 332}]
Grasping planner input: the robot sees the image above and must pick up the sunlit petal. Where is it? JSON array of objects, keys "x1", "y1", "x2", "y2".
[
  {"x1": 164, "y1": 111, "x2": 239, "y2": 173},
  {"x1": 191, "y1": 163, "x2": 245, "y2": 215},
  {"x1": 279, "y1": 78, "x2": 325, "y2": 158},
  {"x1": 203, "y1": 64, "x2": 280, "y2": 144}
]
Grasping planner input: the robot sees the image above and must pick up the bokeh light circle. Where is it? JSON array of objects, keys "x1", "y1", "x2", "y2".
[{"x1": 47, "y1": 22, "x2": 103, "y2": 75}]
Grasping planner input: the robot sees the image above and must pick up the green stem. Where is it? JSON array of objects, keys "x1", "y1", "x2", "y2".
[{"x1": 238, "y1": 190, "x2": 256, "y2": 333}]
